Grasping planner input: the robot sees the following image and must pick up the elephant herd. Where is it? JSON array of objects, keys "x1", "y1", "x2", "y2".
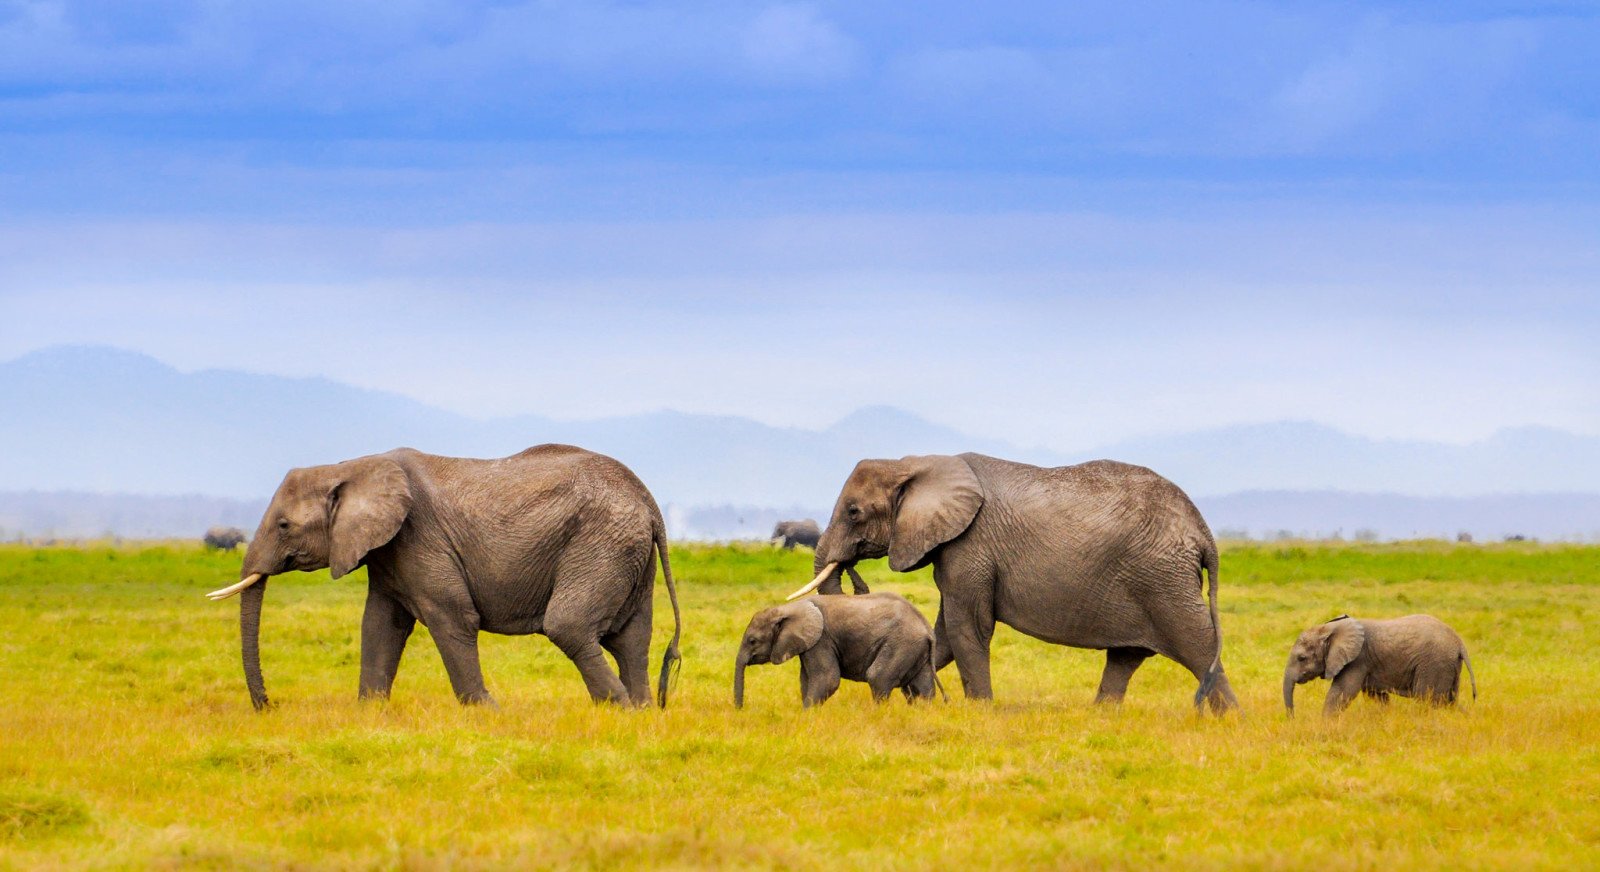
[{"x1": 206, "y1": 444, "x2": 1475, "y2": 718}]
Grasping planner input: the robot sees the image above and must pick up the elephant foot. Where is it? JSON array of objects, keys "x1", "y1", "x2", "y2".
[{"x1": 1198, "y1": 674, "x2": 1240, "y2": 716}]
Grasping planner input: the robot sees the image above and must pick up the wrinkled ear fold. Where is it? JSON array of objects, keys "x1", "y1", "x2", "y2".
[
  {"x1": 328, "y1": 456, "x2": 412, "y2": 579},
  {"x1": 771, "y1": 601, "x2": 824, "y2": 664},
  {"x1": 888, "y1": 455, "x2": 984, "y2": 572},
  {"x1": 1323, "y1": 620, "x2": 1367, "y2": 680}
]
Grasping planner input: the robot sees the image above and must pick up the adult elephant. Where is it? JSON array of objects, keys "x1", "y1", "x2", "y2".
[
  {"x1": 770, "y1": 519, "x2": 822, "y2": 550},
  {"x1": 206, "y1": 444, "x2": 681, "y2": 710},
  {"x1": 203, "y1": 526, "x2": 247, "y2": 551},
  {"x1": 787, "y1": 454, "x2": 1237, "y2": 713}
]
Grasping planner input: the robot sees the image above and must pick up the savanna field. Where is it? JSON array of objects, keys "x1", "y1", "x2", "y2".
[{"x1": 1, "y1": 541, "x2": 1598, "y2": 870}]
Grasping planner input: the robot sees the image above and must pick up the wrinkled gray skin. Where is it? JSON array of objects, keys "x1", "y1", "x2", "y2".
[
  {"x1": 233, "y1": 444, "x2": 681, "y2": 711},
  {"x1": 1284, "y1": 615, "x2": 1476, "y2": 717},
  {"x1": 734, "y1": 593, "x2": 940, "y2": 708},
  {"x1": 813, "y1": 454, "x2": 1237, "y2": 713},
  {"x1": 203, "y1": 526, "x2": 247, "y2": 551},
  {"x1": 771, "y1": 519, "x2": 821, "y2": 550}
]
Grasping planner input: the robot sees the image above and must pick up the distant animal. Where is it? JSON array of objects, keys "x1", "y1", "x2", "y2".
[
  {"x1": 1283, "y1": 614, "x2": 1476, "y2": 717},
  {"x1": 1456, "y1": 532, "x2": 1473, "y2": 543},
  {"x1": 734, "y1": 593, "x2": 942, "y2": 708},
  {"x1": 206, "y1": 445, "x2": 681, "y2": 711},
  {"x1": 771, "y1": 519, "x2": 821, "y2": 550},
  {"x1": 790, "y1": 454, "x2": 1237, "y2": 713},
  {"x1": 202, "y1": 526, "x2": 247, "y2": 551}
]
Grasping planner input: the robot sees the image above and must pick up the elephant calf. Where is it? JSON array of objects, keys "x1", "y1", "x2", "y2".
[
  {"x1": 734, "y1": 593, "x2": 942, "y2": 708},
  {"x1": 1284, "y1": 614, "x2": 1477, "y2": 717}
]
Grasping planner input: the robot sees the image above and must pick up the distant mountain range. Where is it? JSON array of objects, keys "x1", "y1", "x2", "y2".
[{"x1": 1, "y1": 346, "x2": 1596, "y2": 540}]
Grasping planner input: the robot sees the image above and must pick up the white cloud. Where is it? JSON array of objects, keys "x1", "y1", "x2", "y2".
[
  {"x1": 740, "y1": 3, "x2": 858, "y2": 84},
  {"x1": 1265, "y1": 15, "x2": 1543, "y2": 152}
]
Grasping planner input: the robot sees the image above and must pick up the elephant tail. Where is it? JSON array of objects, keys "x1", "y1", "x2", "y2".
[
  {"x1": 654, "y1": 523, "x2": 683, "y2": 709},
  {"x1": 1462, "y1": 646, "x2": 1477, "y2": 701},
  {"x1": 1193, "y1": 541, "x2": 1225, "y2": 710}
]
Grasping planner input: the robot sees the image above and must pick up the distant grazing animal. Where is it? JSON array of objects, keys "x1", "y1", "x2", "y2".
[
  {"x1": 203, "y1": 526, "x2": 247, "y2": 551},
  {"x1": 206, "y1": 445, "x2": 680, "y2": 711},
  {"x1": 1456, "y1": 532, "x2": 1473, "y2": 543},
  {"x1": 790, "y1": 454, "x2": 1237, "y2": 713},
  {"x1": 1283, "y1": 615, "x2": 1476, "y2": 717},
  {"x1": 771, "y1": 519, "x2": 821, "y2": 550},
  {"x1": 734, "y1": 593, "x2": 942, "y2": 708}
]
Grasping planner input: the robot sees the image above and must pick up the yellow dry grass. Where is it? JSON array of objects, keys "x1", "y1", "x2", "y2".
[{"x1": 0, "y1": 540, "x2": 1596, "y2": 870}]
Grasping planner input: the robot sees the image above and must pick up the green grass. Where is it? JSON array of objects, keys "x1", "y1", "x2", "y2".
[{"x1": 1, "y1": 540, "x2": 1598, "y2": 870}]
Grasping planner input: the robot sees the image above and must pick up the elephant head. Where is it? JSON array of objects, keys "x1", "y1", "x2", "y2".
[
  {"x1": 733, "y1": 600, "x2": 824, "y2": 708},
  {"x1": 205, "y1": 454, "x2": 412, "y2": 710},
  {"x1": 1283, "y1": 616, "x2": 1365, "y2": 715},
  {"x1": 787, "y1": 455, "x2": 984, "y2": 599}
]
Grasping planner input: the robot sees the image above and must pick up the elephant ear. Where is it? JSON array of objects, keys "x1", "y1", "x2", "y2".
[
  {"x1": 771, "y1": 600, "x2": 824, "y2": 664},
  {"x1": 888, "y1": 455, "x2": 984, "y2": 572},
  {"x1": 328, "y1": 456, "x2": 412, "y2": 579},
  {"x1": 1323, "y1": 620, "x2": 1367, "y2": 680}
]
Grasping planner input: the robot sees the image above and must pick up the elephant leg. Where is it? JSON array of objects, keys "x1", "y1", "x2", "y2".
[
  {"x1": 866, "y1": 645, "x2": 921, "y2": 704},
  {"x1": 1208, "y1": 672, "x2": 1241, "y2": 714},
  {"x1": 798, "y1": 656, "x2": 841, "y2": 708},
  {"x1": 358, "y1": 586, "x2": 416, "y2": 701},
  {"x1": 1160, "y1": 600, "x2": 1240, "y2": 715},
  {"x1": 423, "y1": 617, "x2": 494, "y2": 706},
  {"x1": 940, "y1": 592, "x2": 996, "y2": 700},
  {"x1": 933, "y1": 605, "x2": 955, "y2": 672},
  {"x1": 1094, "y1": 647, "x2": 1154, "y2": 705},
  {"x1": 1365, "y1": 689, "x2": 1391, "y2": 704},
  {"x1": 1413, "y1": 661, "x2": 1458, "y2": 705},
  {"x1": 409, "y1": 579, "x2": 495, "y2": 706},
  {"x1": 544, "y1": 566, "x2": 634, "y2": 704},
  {"x1": 599, "y1": 596, "x2": 653, "y2": 708},
  {"x1": 1322, "y1": 669, "x2": 1364, "y2": 717}
]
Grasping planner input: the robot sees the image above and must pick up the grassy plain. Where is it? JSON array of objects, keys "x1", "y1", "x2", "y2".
[{"x1": 0, "y1": 540, "x2": 1597, "y2": 870}]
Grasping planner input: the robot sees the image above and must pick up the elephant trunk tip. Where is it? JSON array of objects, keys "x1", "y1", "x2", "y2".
[{"x1": 1283, "y1": 673, "x2": 1297, "y2": 716}]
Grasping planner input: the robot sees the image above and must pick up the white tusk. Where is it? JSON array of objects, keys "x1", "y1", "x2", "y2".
[
  {"x1": 207, "y1": 573, "x2": 263, "y2": 601},
  {"x1": 785, "y1": 563, "x2": 838, "y2": 601}
]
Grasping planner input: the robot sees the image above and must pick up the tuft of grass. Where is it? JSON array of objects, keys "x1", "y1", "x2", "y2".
[
  {"x1": 0, "y1": 787, "x2": 90, "y2": 842},
  {"x1": 0, "y1": 540, "x2": 1598, "y2": 869}
]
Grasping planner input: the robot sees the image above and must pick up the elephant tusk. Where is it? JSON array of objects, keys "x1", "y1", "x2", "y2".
[
  {"x1": 207, "y1": 573, "x2": 263, "y2": 601},
  {"x1": 785, "y1": 563, "x2": 837, "y2": 601}
]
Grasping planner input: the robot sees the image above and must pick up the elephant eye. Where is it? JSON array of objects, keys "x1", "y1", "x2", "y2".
[
  {"x1": 277, "y1": 519, "x2": 290, "y2": 531},
  {"x1": 847, "y1": 505, "x2": 861, "y2": 520}
]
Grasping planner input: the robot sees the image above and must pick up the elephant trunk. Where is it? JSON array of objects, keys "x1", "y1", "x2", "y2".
[
  {"x1": 1282, "y1": 670, "x2": 1297, "y2": 715},
  {"x1": 733, "y1": 652, "x2": 749, "y2": 709},
  {"x1": 240, "y1": 576, "x2": 271, "y2": 711},
  {"x1": 813, "y1": 528, "x2": 844, "y2": 574}
]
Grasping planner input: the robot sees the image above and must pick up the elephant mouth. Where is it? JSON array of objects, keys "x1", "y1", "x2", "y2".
[{"x1": 850, "y1": 542, "x2": 888, "y2": 561}]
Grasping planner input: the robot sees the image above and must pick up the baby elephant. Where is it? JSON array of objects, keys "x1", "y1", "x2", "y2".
[
  {"x1": 734, "y1": 593, "x2": 943, "y2": 708},
  {"x1": 1284, "y1": 614, "x2": 1477, "y2": 716}
]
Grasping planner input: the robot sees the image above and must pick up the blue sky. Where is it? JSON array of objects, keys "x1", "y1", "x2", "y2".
[{"x1": 1, "y1": 1, "x2": 1597, "y2": 450}]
